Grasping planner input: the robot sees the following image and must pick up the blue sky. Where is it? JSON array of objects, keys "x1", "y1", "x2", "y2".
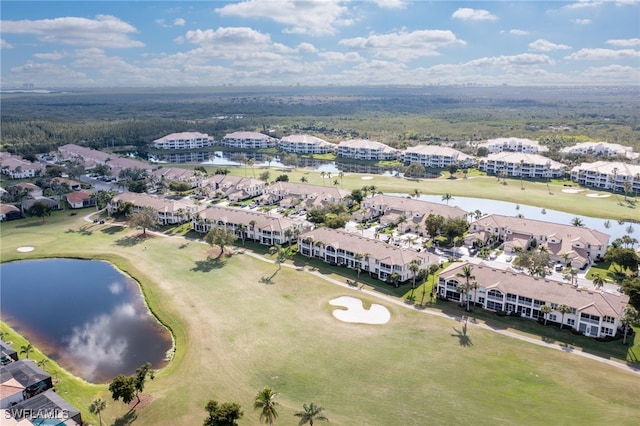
[{"x1": 1, "y1": 1, "x2": 639, "y2": 88}]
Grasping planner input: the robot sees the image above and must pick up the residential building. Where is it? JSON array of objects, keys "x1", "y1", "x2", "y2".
[
  {"x1": 3, "y1": 390, "x2": 82, "y2": 426},
  {"x1": 260, "y1": 181, "x2": 350, "y2": 210},
  {"x1": 0, "y1": 360, "x2": 52, "y2": 407},
  {"x1": 10, "y1": 183, "x2": 43, "y2": 198},
  {"x1": 570, "y1": 161, "x2": 640, "y2": 194},
  {"x1": 150, "y1": 167, "x2": 201, "y2": 189},
  {"x1": 221, "y1": 131, "x2": 277, "y2": 149},
  {"x1": 108, "y1": 192, "x2": 201, "y2": 225},
  {"x1": 298, "y1": 227, "x2": 434, "y2": 282},
  {"x1": 337, "y1": 139, "x2": 398, "y2": 161},
  {"x1": 51, "y1": 177, "x2": 82, "y2": 191},
  {"x1": 65, "y1": 190, "x2": 96, "y2": 209},
  {"x1": 401, "y1": 145, "x2": 476, "y2": 168},
  {"x1": 437, "y1": 262, "x2": 629, "y2": 338},
  {"x1": 0, "y1": 153, "x2": 45, "y2": 179},
  {"x1": 200, "y1": 174, "x2": 266, "y2": 201},
  {"x1": 192, "y1": 205, "x2": 304, "y2": 246},
  {"x1": 478, "y1": 152, "x2": 565, "y2": 178},
  {"x1": 22, "y1": 197, "x2": 60, "y2": 212},
  {"x1": 0, "y1": 204, "x2": 22, "y2": 221},
  {"x1": 466, "y1": 214, "x2": 609, "y2": 268},
  {"x1": 57, "y1": 144, "x2": 153, "y2": 177},
  {"x1": 561, "y1": 141, "x2": 639, "y2": 161},
  {"x1": 279, "y1": 134, "x2": 336, "y2": 154},
  {"x1": 152, "y1": 132, "x2": 215, "y2": 150},
  {"x1": 360, "y1": 194, "x2": 467, "y2": 233},
  {"x1": 477, "y1": 138, "x2": 548, "y2": 154},
  {"x1": 0, "y1": 341, "x2": 18, "y2": 365}
]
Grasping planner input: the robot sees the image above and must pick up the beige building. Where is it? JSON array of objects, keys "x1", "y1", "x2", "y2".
[
  {"x1": 260, "y1": 181, "x2": 350, "y2": 210},
  {"x1": 200, "y1": 174, "x2": 266, "y2": 201},
  {"x1": 298, "y1": 227, "x2": 434, "y2": 283},
  {"x1": 478, "y1": 152, "x2": 565, "y2": 178},
  {"x1": 108, "y1": 192, "x2": 200, "y2": 225},
  {"x1": 570, "y1": 161, "x2": 640, "y2": 193},
  {"x1": 337, "y1": 139, "x2": 397, "y2": 161},
  {"x1": 221, "y1": 131, "x2": 277, "y2": 149},
  {"x1": 561, "y1": 142, "x2": 639, "y2": 161},
  {"x1": 279, "y1": 134, "x2": 336, "y2": 154},
  {"x1": 152, "y1": 132, "x2": 214, "y2": 150},
  {"x1": 477, "y1": 137, "x2": 548, "y2": 154},
  {"x1": 0, "y1": 153, "x2": 45, "y2": 179},
  {"x1": 401, "y1": 145, "x2": 475, "y2": 168},
  {"x1": 438, "y1": 262, "x2": 629, "y2": 338}
]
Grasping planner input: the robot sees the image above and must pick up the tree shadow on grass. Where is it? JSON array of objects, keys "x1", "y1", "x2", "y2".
[
  {"x1": 112, "y1": 409, "x2": 137, "y2": 426},
  {"x1": 14, "y1": 221, "x2": 47, "y2": 228},
  {"x1": 451, "y1": 322, "x2": 473, "y2": 347},
  {"x1": 65, "y1": 225, "x2": 93, "y2": 236},
  {"x1": 191, "y1": 257, "x2": 225, "y2": 272},
  {"x1": 113, "y1": 235, "x2": 145, "y2": 247},
  {"x1": 101, "y1": 225, "x2": 125, "y2": 235},
  {"x1": 260, "y1": 268, "x2": 280, "y2": 284}
]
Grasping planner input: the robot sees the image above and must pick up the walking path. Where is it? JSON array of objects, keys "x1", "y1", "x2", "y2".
[{"x1": 83, "y1": 210, "x2": 640, "y2": 376}]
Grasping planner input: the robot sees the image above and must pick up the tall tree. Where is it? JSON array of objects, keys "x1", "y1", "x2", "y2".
[
  {"x1": 540, "y1": 304, "x2": 552, "y2": 326},
  {"x1": 254, "y1": 387, "x2": 279, "y2": 426},
  {"x1": 129, "y1": 207, "x2": 159, "y2": 235},
  {"x1": 570, "y1": 217, "x2": 584, "y2": 227},
  {"x1": 133, "y1": 362, "x2": 155, "y2": 404},
  {"x1": 592, "y1": 275, "x2": 605, "y2": 291},
  {"x1": 89, "y1": 398, "x2": 107, "y2": 426},
  {"x1": 27, "y1": 201, "x2": 53, "y2": 223},
  {"x1": 109, "y1": 375, "x2": 136, "y2": 405},
  {"x1": 203, "y1": 400, "x2": 243, "y2": 426},
  {"x1": 441, "y1": 193, "x2": 453, "y2": 205},
  {"x1": 294, "y1": 402, "x2": 329, "y2": 426},
  {"x1": 621, "y1": 306, "x2": 639, "y2": 345},
  {"x1": 20, "y1": 343, "x2": 34, "y2": 359},
  {"x1": 408, "y1": 259, "x2": 421, "y2": 298},
  {"x1": 456, "y1": 265, "x2": 475, "y2": 311},
  {"x1": 205, "y1": 227, "x2": 238, "y2": 259},
  {"x1": 556, "y1": 304, "x2": 572, "y2": 329}
]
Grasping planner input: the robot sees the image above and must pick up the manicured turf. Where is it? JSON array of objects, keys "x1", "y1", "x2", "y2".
[{"x1": 1, "y1": 210, "x2": 640, "y2": 425}]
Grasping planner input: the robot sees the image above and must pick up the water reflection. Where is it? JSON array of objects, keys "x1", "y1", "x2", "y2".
[{"x1": 0, "y1": 259, "x2": 172, "y2": 383}]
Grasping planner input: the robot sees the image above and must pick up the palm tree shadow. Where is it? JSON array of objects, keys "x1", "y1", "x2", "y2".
[
  {"x1": 451, "y1": 323, "x2": 473, "y2": 347},
  {"x1": 260, "y1": 268, "x2": 280, "y2": 285},
  {"x1": 113, "y1": 235, "x2": 144, "y2": 247},
  {"x1": 112, "y1": 409, "x2": 137, "y2": 426},
  {"x1": 191, "y1": 257, "x2": 225, "y2": 272}
]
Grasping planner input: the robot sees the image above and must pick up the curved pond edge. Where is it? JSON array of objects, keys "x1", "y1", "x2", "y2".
[{"x1": 0, "y1": 255, "x2": 178, "y2": 385}]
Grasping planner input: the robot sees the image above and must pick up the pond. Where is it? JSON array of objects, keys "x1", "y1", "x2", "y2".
[{"x1": 0, "y1": 258, "x2": 173, "y2": 383}]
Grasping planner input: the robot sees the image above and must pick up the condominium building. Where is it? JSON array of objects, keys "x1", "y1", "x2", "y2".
[
  {"x1": 400, "y1": 145, "x2": 476, "y2": 168},
  {"x1": 192, "y1": 205, "x2": 303, "y2": 246},
  {"x1": 0, "y1": 152, "x2": 45, "y2": 179},
  {"x1": 478, "y1": 152, "x2": 565, "y2": 178},
  {"x1": 152, "y1": 132, "x2": 215, "y2": 150},
  {"x1": 279, "y1": 134, "x2": 336, "y2": 154},
  {"x1": 570, "y1": 161, "x2": 640, "y2": 193},
  {"x1": 438, "y1": 262, "x2": 629, "y2": 338},
  {"x1": 477, "y1": 137, "x2": 548, "y2": 154},
  {"x1": 260, "y1": 181, "x2": 350, "y2": 210},
  {"x1": 108, "y1": 192, "x2": 201, "y2": 225},
  {"x1": 561, "y1": 142, "x2": 639, "y2": 161},
  {"x1": 337, "y1": 139, "x2": 398, "y2": 161},
  {"x1": 298, "y1": 227, "x2": 434, "y2": 282},
  {"x1": 221, "y1": 132, "x2": 278, "y2": 149},
  {"x1": 200, "y1": 174, "x2": 266, "y2": 201}
]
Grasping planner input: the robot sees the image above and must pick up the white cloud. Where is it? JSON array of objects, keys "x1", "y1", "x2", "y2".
[
  {"x1": 509, "y1": 29, "x2": 529, "y2": 36},
  {"x1": 297, "y1": 42, "x2": 318, "y2": 53},
  {"x1": 451, "y1": 8, "x2": 498, "y2": 21},
  {"x1": 607, "y1": 38, "x2": 640, "y2": 47},
  {"x1": 33, "y1": 51, "x2": 66, "y2": 60},
  {"x1": 215, "y1": 0, "x2": 351, "y2": 36},
  {"x1": 371, "y1": 0, "x2": 407, "y2": 9},
  {"x1": 173, "y1": 18, "x2": 186, "y2": 27},
  {"x1": 579, "y1": 64, "x2": 640, "y2": 83},
  {"x1": 0, "y1": 15, "x2": 144, "y2": 48},
  {"x1": 529, "y1": 39, "x2": 572, "y2": 52},
  {"x1": 1, "y1": 39, "x2": 14, "y2": 49},
  {"x1": 565, "y1": 48, "x2": 640, "y2": 60},
  {"x1": 339, "y1": 29, "x2": 465, "y2": 62},
  {"x1": 465, "y1": 53, "x2": 554, "y2": 68},
  {"x1": 317, "y1": 51, "x2": 363, "y2": 63},
  {"x1": 563, "y1": 1, "x2": 604, "y2": 9},
  {"x1": 572, "y1": 18, "x2": 592, "y2": 24}
]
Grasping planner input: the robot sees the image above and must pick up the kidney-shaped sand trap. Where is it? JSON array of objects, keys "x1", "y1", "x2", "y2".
[{"x1": 329, "y1": 296, "x2": 391, "y2": 325}]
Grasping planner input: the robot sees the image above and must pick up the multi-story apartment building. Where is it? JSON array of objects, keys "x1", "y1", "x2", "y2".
[
  {"x1": 200, "y1": 174, "x2": 266, "y2": 201},
  {"x1": 467, "y1": 214, "x2": 610, "y2": 268},
  {"x1": 478, "y1": 152, "x2": 565, "y2": 178},
  {"x1": 297, "y1": 228, "x2": 434, "y2": 283},
  {"x1": 152, "y1": 132, "x2": 215, "y2": 150},
  {"x1": 570, "y1": 161, "x2": 640, "y2": 193},
  {"x1": 400, "y1": 145, "x2": 475, "y2": 168},
  {"x1": 438, "y1": 262, "x2": 629, "y2": 338},
  {"x1": 477, "y1": 137, "x2": 548, "y2": 154},
  {"x1": 279, "y1": 134, "x2": 336, "y2": 154},
  {"x1": 337, "y1": 139, "x2": 397, "y2": 161},
  {"x1": 221, "y1": 131, "x2": 278, "y2": 149},
  {"x1": 192, "y1": 205, "x2": 304, "y2": 246},
  {"x1": 561, "y1": 142, "x2": 639, "y2": 161},
  {"x1": 260, "y1": 181, "x2": 350, "y2": 210},
  {"x1": 0, "y1": 153, "x2": 45, "y2": 179},
  {"x1": 108, "y1": 192, "x2": 201, "y2": 225}
]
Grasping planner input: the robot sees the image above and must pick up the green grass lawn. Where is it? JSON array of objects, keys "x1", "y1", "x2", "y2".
[{"x1": 2, "y1": 211, "x2": 640, "y2": 425}]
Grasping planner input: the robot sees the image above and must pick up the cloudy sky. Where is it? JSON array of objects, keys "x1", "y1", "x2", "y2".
[{"x1": 1, "y1": 0, "x2": 639, "y2": 88}]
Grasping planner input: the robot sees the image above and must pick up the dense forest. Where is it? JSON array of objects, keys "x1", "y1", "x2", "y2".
[{"x1": 1, "y1": 85, "x2": 638, "y2": 157}]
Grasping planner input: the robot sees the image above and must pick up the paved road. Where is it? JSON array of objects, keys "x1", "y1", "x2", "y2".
[{"x1": 82, "y1": 210, "x2": 640, "y2": 376}]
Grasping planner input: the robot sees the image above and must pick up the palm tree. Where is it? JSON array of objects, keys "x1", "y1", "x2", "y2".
[
  {"x1": 354, "y1": 253, "x2": 363, "y2": 280},
  {"x1": 621, "y1": 306, "x2": 639, "y2": 345},
  {"x1": 36, "y1": 358, "x2": 49, "y2": 371},
  {"x1": 540, "y1": 304, "x2": 552, "y2": 325},
  {"x1": 294, "y1": 402, "x2": 329, "y2": 426},
  {"x1": 20, "y1": 343, "x2": 33, "y2": 359},
  {"x1": 623, "y1": 180, "x2": 633, "y2": 202},
  {"x1": 519, "y1": 159, "x2": 525, "y2": 190},
  {"x1": 592, "y1": 275, "x2": 605, "y2": 291},
  {"x1": 89, "y1": 397, "x2": 107, "y2": 426},
  {"x1": 559, "y1": 252, "x2": 571, "y2": 266},
  {"x1": 237, "y1": 223, "x2": 247, "y2": 246},
  {"x1": 408, "y1": 259, "x2": 421, "y2": 298},
  {"x1": 338, "y1": 171, "x2": 344, "y2": 185},
  {"x1": 300, "y1": 176, "x2": 308, "y2": 183},
  {"x1": 411, "y1": 188, "x2": 421, "y2": 198},
  {"x1": 320, "y1": 171, "x2": 326, "y2": 185},
  {"x1": 249, "y1": 220, "x2": 257, "y2": 242},
  {"x1": 570, "y1": 217, "x2": 584, "y2": 227},
  {"x1": 441, "y1": 193, "x2": 453, "y2": 205},
  {"x1": 254, "y1": 387, "x2": 279, "y2": 426},
  {"x1": 456, "y1": 265, "x2": 475, "y2": 311},
  {"x1": 556, "y1": 304, "x2": 572, "y2": 329}
]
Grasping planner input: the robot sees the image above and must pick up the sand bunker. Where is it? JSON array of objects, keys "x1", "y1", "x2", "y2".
[
  {"x1": 16, "y1": 246, "x2": 35, "y2": 252},
  {"x1": 562, "y1": 188, "x2": 584, "y2": 194},
  {"x1": 586, "y1": 193, "x2": 611, "y2": 198},
  {"x1": 361, "y1": 176, "x2": 374, "y2": 180},
  {"x1": 329, "y1": 296, "x2": 390, "y2": 324}
]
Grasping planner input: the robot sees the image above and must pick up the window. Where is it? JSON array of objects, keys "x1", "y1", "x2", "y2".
[
  {"x1": 601, "y1": 327, "x2": 613, "y2": 336},
  {"x1": 549, "y1": 314, "x2": 557, "y2": 321},
  {"x1": 603, "y1": 316, "x2": 615, "y2": 324},
  {"x1": 567, "y1": 318, "x2": 575, "y2": 326}
]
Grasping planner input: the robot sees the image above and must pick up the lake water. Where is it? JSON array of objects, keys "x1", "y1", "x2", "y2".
[
  {"x1": 410, "y1": 194, "x2": 639, "y2": 248},
  {"x1": 0, "y1": 259, "x2": 173, "y2": 383}
]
